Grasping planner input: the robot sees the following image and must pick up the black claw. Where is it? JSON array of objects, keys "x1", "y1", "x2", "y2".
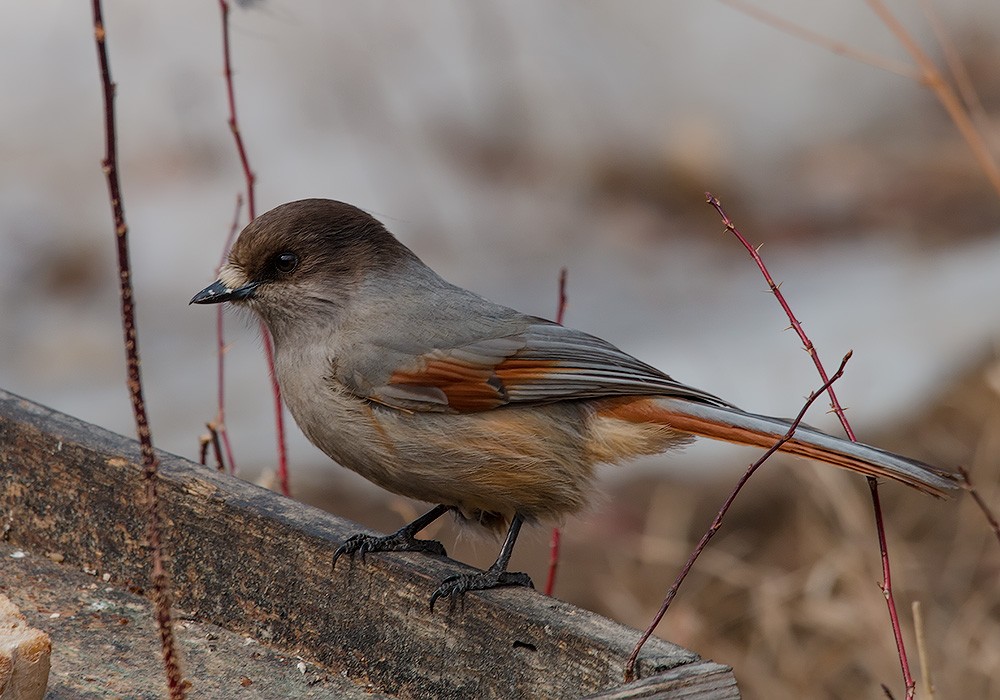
[
  {"x1": 332, "y1": 505, "x2": 452, "y2": 569},
  {"x1": 332, "y1": 531, "x2": 447, "y2": 569},
  {"x1": 429, "y1": 569, "x2": 534, "y2": 611}
]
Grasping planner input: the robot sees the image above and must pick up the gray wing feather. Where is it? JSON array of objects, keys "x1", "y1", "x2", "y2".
[{"x1": 360, "y1": 317, "x2": 735, "y2": 411}]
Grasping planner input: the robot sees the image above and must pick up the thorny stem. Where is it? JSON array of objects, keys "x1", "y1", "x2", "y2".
[
  {"x1": 91, "y1": 2, "x2": 185, "y2": 697},
  {"x1": 218, "y1": 0, "x2": 290, "y2": 496},
  {"x1": 705, "y1": 194, "x2": 854, "y2": 435},
  {"x1": 212, "y1": 194, "x2": 242, "y2": 475},
  {"x1": 199, "y1": 423, "x2": 227, "y2": 473},
  {"x1": 706, "y1": 193, "x2": 915, "y2": 699},
  {"x1": 544, "y1": 268, "x2": 569, "y2": 597},
  {"x1": 219, "y1": 0, "x2": 255, "y2": 219},
  {"x1": 958, "y1": 466, "x2": 1000, "y2": 546},
  {"x1": 624, "y1": 353, "x2": 853, "y2": 682}
]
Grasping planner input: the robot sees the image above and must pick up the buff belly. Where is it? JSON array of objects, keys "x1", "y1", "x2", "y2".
[{"x1": 281, "y1": 377, "x2": 688, "y2": 531}]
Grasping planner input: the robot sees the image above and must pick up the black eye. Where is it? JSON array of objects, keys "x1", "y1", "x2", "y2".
[{"x1": 273, "y1": 252, "x2": 298, "y2": 274}]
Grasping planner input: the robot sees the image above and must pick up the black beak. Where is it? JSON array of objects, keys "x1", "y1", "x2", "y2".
[{"x1": 189, "y1": 279, "x2": 259, "y2": 305}]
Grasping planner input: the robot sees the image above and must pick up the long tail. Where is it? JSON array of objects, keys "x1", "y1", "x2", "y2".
[{"x1": 645, "y1": 397, "x2": 958, "y2": 497}]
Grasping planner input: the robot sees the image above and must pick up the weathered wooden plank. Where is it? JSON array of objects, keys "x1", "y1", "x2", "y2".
[
  {"x1": 584, "y1": 662, "x2": 740, "y2": 699},
  {"x1": 0, "y1": 389, "x2": 740, "y2": 699},
  {"x1": 3, "y1": 543, "x2": 390, "y2": 699},
  {"x1": 0, "y1": 592, "x2": 50, "y2": 700}
]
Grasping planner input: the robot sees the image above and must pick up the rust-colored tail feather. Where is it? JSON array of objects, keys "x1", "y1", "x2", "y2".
[{"x1": 643, "y1": 397, "x2": 958, "y2": 497}]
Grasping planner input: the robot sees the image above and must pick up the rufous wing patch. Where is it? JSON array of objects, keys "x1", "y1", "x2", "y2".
[
  {"x1": 389, "y1": 356, "x2": 505, "y2": 411},
  {"x1": 388, "y1": 354, "x2": 567, "y2": 412},
  {"x1": 493, "y1": 357, "x2": 563, "y2": 383}
]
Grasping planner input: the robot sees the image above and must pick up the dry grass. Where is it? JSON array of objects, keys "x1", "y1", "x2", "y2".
[
  {"x1": 303, "y1": 350, "x2": 1000, "y2": 698},
  {"x1": 580, "y1": 469, "x2": 997, "y2": 699},
  {"x1": 560, "y1": 351, "x2": 1000, "y2": 698}
]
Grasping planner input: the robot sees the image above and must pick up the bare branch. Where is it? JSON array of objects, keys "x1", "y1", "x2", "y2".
[
  {"x1": 544, "y1": 267, "x2": 569, "y2": 597},
  {"x1": 90, "y1": 2, "x2": 185, "y2": 696},
  {"x1": 624, "y1": 352, "x2": 853, "y2": 682},
  {"x1": 864, "y1": 0, "x2": 1000, "y2": 202},
  {"x1": 958, "y1": 466, "x2": 1000, "y2": 546},
  {"x1": 706, "y1": 193, "x2": 916, "y2": 698},
  {"x1": 719, "y1": 0, "x2": 920, "y2": 79},
  {"x1": 912, "y1": 600, "x2": 935, "y2": 700},
  {"x1": 210, "y1": 194, "x2": 243, "y2": 475},
  {"x1": 218, "y1": 0, "x2": 290, "y2": 496}
]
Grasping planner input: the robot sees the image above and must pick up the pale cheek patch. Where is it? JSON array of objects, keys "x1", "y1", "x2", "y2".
[{"x1": 218, "y1": 264, "x2": 248, "y2": 290}]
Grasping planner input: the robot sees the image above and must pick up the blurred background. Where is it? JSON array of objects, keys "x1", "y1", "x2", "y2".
[{"x1": 3, "y1": 1, "x2": 1000, "y2": 697}]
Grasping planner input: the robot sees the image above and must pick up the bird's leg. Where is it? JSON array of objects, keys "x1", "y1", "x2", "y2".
[
  {"x1": 333, "y1": 504, "x2": 450, "y2": 566},
  {"x1": 430, "y1": 513, "x2": 533, "y2": 610}
]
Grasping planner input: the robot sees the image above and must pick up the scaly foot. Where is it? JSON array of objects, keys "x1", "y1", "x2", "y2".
[
  {"x1": 332, "y1": 504, "x2": 450, "y2": 567},
  {"x1": 333, "y1": 530, "x2": 447, "y2": 566},
  {"x1": 429, "y1": 566, "x2": 533, "y2": 611}
]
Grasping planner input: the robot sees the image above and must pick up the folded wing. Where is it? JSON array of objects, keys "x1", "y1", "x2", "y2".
[{"x1": 367, "y1": 321, "x2": 734, "y2": 413}]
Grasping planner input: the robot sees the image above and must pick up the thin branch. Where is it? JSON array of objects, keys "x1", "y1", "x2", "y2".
[
  {"x1": 706, "y1": 195, "x2": 854, "y2": 433},
  {"x1": 218, "y1": 0, "x2": 290, "y2": 496},
  {"x1": 544, "y1": 267, "x2": 569, "y2": 597},
  {"x1": 212, "y1": 194, "x2": 242, "y2": 475},
  {"x1": 958, "y1": 466, "x2": 1000, "y2": 546},
  {"x1": 199, "y1": 423, "x2": 227, "y2": 473},
  {"x1": 219, "y1": 0, "x2": 255, "y2": 219},
  {"x1": 724, "y1": 0, "x2": 1000, "y2": 202},
  {"x1": 719, "y1": 0, "x2": 921, "y2": 79},
  {"x1": 869, "y1": 478, "x2": 913, "y2": 699},
  {"x1": 918, "y1": 0, "x2": 994, "y2": 148},
  {"x1": 555, "y1": 267, "x2": 568, "y2": 325},
  {"x1": 624, "y1": 352, "x2": 853, "y2": 682},
  {"x1": 706, "y1": 193, "x2": 915, "y2": 699},
  {"x1": 90, "y1": 3, "x2": 185, "y2": 697},
  {"x1": 261, "y1": 334, "x2": 289, "y2": 493},
  {"x1": 912, "y1": 600, "x2": 935, "y2": 700},
  {"x1": 864, "y1": 0, "x2": 1000, "y2": 201}
]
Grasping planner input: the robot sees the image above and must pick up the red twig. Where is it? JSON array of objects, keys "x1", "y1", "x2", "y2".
[
  {"x1": 262, "y1": 335, "x2": 289, "y2": 494},
  {"x1": 958, "y1": 466, "x2": 1000, "y2": 546},
  {"x1": 199, "y1": 423, "x2": 227, "y2": 473},
  {"x1": 218, "y1": 0, "x2": 290, "y2": 496},
  {"x1": 706, "y1": 195, "x2": 853, "y2": 432},
  {"x1": 544, "y1": 268, "x2": 569, "y2": 597},
  {"x1": 219, "y1": 0, "x2": 255, "y2": 219},
  {"x1": 555, "y1": 268, "x2": 568, "y2": 324},
  {"x1": 624, "y1": 352, "x2": 853, "y2": 682},
  {"x1": 706, "y1": 193, "x2": 915, "y2": 699},
  {"x1": 91, "y1": 3, "x2": 185, "y2": 697},
  {"x1": 212, "y1": 194, "x2": 242, "y2": 475}
]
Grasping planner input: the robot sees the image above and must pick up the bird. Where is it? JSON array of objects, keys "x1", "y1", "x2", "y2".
[{"x1": 191, "y1": 198, "x2": 957, "y2": 608}]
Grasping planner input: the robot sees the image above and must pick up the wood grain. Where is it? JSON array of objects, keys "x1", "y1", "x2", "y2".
[{"x1": 0, "y1": 389, "x2": 739, "y2": 699}]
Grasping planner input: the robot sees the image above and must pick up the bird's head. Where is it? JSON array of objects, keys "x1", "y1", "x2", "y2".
[{"x1": 191, "y1": 198, "x2": 409, "y2": 340}]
